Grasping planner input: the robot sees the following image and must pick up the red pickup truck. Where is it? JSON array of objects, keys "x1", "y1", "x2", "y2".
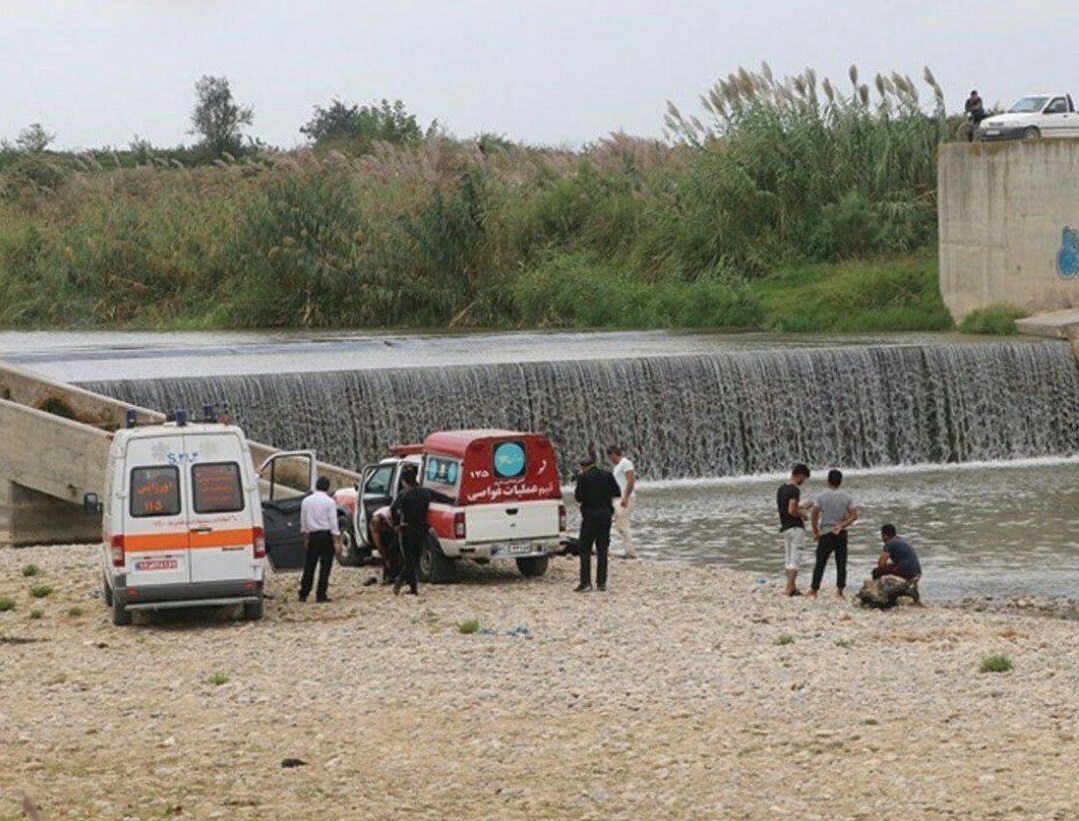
[{"x1": 334, "y1": 429, "x2": 567, "y2": 582}]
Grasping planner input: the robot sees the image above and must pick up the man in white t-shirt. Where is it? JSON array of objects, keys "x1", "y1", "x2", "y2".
[{"x1": 606, "y1": 445, "x2": 637, "y2": 559}]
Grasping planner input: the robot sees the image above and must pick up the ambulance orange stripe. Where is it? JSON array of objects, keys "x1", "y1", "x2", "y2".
[{"x1": 123, "y1": 528, "x2": 255, "y2": 552}]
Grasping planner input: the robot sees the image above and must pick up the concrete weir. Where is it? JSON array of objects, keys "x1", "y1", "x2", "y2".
[{"x1": 0, "y1": 360, "x2": 360, "y2": 548}]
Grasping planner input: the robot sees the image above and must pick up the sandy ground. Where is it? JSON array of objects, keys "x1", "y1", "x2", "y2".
[{"x1": 0, "y1": 545, "x2": 1076, "y2": 821}]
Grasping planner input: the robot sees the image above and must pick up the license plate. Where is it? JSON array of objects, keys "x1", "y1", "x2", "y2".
[
  {"x1": 986, "y1": 130, "x2": 999, "y2": 135},
  {"x1": 135, "y1": 558, "x2": 179, "y2": 571},
  {"x1": 491, "y1": 543, "x2": 534, "y2": 556}
]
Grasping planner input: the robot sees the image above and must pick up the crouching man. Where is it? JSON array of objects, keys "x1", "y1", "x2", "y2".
[{"x1": 873, "y1": 524, "x2": 922, "y2": 581}]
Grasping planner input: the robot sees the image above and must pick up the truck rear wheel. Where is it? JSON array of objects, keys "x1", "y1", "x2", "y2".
[
  {"x1": 419, "y1": 536, "x2": 455, "y2": 584},
  {"x1": 336, "y1": 514, "x2": 360, "y2": 566},
  {"x1": 243, "y1": 599, "x2": 264, "y2": 621},
  {"x1": 112, "y1": 599, "x2": 131, "y2": 626},
  {"x1": 516, "y1": 556, "x2": 550, "y2": 578}
]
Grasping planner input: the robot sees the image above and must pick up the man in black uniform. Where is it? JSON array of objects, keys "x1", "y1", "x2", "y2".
[
  {"x1": 573, "y1": 454, "x2": 622, "y2": 592},
  {"x1": 391, "y1": 466, "x2": 433, "y2": 596}
]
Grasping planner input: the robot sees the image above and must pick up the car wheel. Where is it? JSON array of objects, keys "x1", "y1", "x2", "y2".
[
  {"x1": 1023, "y1": 126, "x2": 1040, "y2": 140},
  {"x1": 336, "y1": 514, "x2": 360, "y2": 566},
  {"x1": 516, "y1": 556, "x2": 550, "y2": 578},
  {"x1": 243, "y1": 599, "x2": 264, "y2": 621},
  {"x1": 419, "y1": 536, "x2": 455, "y2": 584},
  {"x1": 112, "y1": 598, "x2": 131, "y2": 626},
  {"x1": 102, "y1": 572, "x2": 113, "y2": 607}
]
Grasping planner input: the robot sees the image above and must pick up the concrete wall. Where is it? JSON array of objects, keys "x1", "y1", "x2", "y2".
[
  {"x1": 938, "y1": 140, "x2": 1079, "y2": 320},
  {"x1": 1, "y1": 359, "x2": 362, "y2": 546}
]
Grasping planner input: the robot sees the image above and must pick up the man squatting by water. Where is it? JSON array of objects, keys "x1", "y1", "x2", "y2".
[
  {"x1": 809, "y1": 469, "x2": 858, "y2": 598},
  {"x1": 777, "y1": 463, "x2": 814, "y2": 596},
  {"x1": 606, "y1": 444, "x2": 637, "y2": 559}
]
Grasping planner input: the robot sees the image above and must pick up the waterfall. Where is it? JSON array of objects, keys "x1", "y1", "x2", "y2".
[{"x1": 82, "y1": 340, "x2": 1079, "y2": 479}]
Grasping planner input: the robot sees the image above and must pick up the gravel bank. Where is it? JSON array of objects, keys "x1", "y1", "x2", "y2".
[{"x1": 1, "y1": 544, "x2": 1076, "y2": 820}]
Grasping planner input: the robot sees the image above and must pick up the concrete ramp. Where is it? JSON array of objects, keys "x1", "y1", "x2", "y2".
[{"x1": 0, "y1": 359, "x2": 360, "y2": 547}]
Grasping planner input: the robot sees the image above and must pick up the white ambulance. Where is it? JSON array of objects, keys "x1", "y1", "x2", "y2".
[{"x1": 100, "y1": 419, "x2": 266, "y2": 625}]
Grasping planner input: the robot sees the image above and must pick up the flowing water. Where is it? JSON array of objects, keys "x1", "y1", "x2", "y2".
[{"x1": 2, "y1": 330, "x2": 1076, "y2": 599}]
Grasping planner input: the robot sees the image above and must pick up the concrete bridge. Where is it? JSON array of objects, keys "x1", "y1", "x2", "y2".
[{"x1": 0, "y1": 360, "x2": 360, "y2": 547}]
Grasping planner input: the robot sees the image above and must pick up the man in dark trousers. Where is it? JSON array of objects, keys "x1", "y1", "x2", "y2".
[
  {"x1": 573, "y1": 454, "x2": 622, "y2": 592},
  {"x1": 299, "y1": 476, "x2": 341, "y2": 603},
  {"x1": 391, "y1": 466, "x2": 433, "y2": 596}
]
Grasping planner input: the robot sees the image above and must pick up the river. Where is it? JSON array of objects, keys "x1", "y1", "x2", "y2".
[{"x1": 2, "y1": 329, "x2": 1076, "y2": 600}]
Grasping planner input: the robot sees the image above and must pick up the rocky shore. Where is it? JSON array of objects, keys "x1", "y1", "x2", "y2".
[{"x1": 1, "y1": 544, "x2": 1076, "y2": 820}]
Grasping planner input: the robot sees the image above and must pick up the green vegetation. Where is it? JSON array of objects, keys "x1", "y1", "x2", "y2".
[
  {"x1": 0, "y1": 65, "x2": 956, "y2": 332},
  {"x1": 29, "y1": 608, "x2": 43, "y2": 620},
  {"x1": 28, "y1": 583, "x2": 53, "y2": 599},
  {"x1": 775, "y1": 633, "x2": 795, "y2": 646},
  {"x1": 21, "y1": 563, "x2": 41, "y2": 577},
  {"x1": 208, "y1": 672, "x2": 230, "y2": 686},
  {"x1": 66, "y1": 606, "x2": 83, "y2": 618},
  {"x1": 958, "y1": 303, "x2": 1027, "y2": 335},
  {"x1": 456, "y1": 618, "x2": 481, "y2": 635},
  {"x1": 979, "y1": 654, "x2": 1014, "y2": 674},
  {"x1": 0, "y1": 597, "x2": 15, "y2": 612}
]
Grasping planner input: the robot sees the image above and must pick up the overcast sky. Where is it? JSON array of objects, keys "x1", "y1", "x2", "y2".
[{"x1": 2, "y1": 1, "x2": 1077, "y2": 150}]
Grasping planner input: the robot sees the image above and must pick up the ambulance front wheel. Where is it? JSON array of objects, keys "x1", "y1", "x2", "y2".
[
  {"x1": 112, "y1": 599, "x2": 131, "y2": 626},
  {"x1": 516, "y1": 556, "x2": 550, "y2": 577},
  {"x1": 243, "y1": 599, "x2": 264, "y2": 621}
]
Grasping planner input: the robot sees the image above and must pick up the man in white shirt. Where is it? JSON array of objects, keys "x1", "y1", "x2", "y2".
[
  {"x1": 299, "y1": 476, "x2": 341, "y2": 603},
  {"x1": 606, "y1": 445, "x2": 637, "y2": 559}
]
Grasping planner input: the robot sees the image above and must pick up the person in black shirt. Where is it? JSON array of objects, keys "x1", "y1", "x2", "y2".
[
  {"x1": 777, "y1": 463, "x2": 812, "y2": 597},
  {"x1": 391, "y1": 466, "x2": 433, "y2": 596},
  {"x1": 573, "y1": 454, "x2": 622, "y2": 592}
]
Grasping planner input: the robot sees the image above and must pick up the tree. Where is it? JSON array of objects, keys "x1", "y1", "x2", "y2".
[
  {"x1": 15, "y1": 123, "x2": 55, "y2": 153},
  {"x1": 300, "y1": 98, "x2": 425, "y2": 154},
  {"x1": 190, "y1": 75, "x2": 253, "y2": 156}
]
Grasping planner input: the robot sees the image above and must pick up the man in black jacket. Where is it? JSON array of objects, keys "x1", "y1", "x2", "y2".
[
  {"x1": 573, "y1": 455, "x2": 622, "y2": 592},
  {"x1": 391, "y1": 466, "x2": 433, "y2": 596}
]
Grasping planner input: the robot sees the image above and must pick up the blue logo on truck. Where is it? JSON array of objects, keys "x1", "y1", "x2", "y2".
[
  {"x1": 1058, "y1": 226, "x2": 1079, "y2": 279},
  {"x1": 492, "y1": 442, "x2": 527, "y2": 479}
]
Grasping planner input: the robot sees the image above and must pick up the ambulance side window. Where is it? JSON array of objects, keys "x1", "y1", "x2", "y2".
[
  {"x1": 192, "y1": 462, "x2": 245, "y2": 514},
  {"x1": 130, "y1": 466, "x2": 181, "y2": 518},
  {"x1": 364, "y1": 465, "x2": 394, "y2": 497}
]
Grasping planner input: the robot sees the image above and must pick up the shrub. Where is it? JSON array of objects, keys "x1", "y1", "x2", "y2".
[
  {"x1": 66, "y1": 607, "x2": 84, "y2": 617},
  {"x1": 959, "y1": 304, "x2": 1027, "y2": 335},
  {"x1": 0, "y1": 597, "x2": 15, "y2": 612},
  {"x1": 979, "y1": 654, "x2": 1013, "y2": 674},
  {"x1": 208, "y1": 672, "x2": 229, "y2": 686},
  {"x1": 775, "y1": 634, "x2": 795, "y2": 646},
  {"x1": 456, "y1": 619, "x2": 481, "y2": 635},
  {"x1": 21, "y1": 564, "x2": 41, "y2": 577},
  {"x1": 29, "y1": 608, "x2": 43, "y2": 620},
  {"x1": 29, "y1": 583, "x2": 53, "y2": 598}
]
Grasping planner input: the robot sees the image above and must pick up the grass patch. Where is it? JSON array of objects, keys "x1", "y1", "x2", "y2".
[
  {"x1": 66, "y1": 606, "x2": 84, "y2": 618},
  {"x1": 979, "y1": 654, "x2": 1014, "y2": 674},
  {"x1": 0, "y1": 597, "x2": 15, "y2": 612},
  {"x1": 834, "y1": 638, "x2": 854, "y2": 648},
  {"x1": 775, "y1": 634, "x2": 795, "y2": 646},
  {"x1": 751, "y1": 251, "x2": 953, "y2": 333},
  {"x1": 21, "y1": 563, "x2": 41, "y2": 577},
  {"x1": 958, "y1": 303, "x2": 1027, "y2": 335},
  {"x1": 29, "y1": 608, "x2": 43, "y2": 620},
  {"x1": 207, "y1": 672, "x2": 230, "y2": 686},
  {"x1": 28, "y1": 583, "x2": 53, "y2": 598},
  {"x1": 456, "y1": 618, "x2": 481, "y2": 635}
]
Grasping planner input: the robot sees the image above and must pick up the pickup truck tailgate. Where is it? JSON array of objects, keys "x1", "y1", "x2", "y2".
[{"x1": 465, "y1": 500, "x2": 559, "y2": 543}]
